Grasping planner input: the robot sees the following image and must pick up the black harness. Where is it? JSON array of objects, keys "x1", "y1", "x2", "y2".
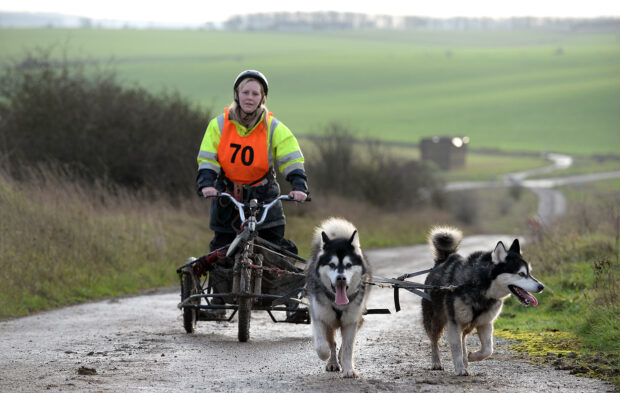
[{"x1": 366, "y1": 268, "x2": 459, "y2": 312}]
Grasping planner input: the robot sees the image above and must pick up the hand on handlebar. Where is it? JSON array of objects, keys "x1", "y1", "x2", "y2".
[
  {"x1": 201, "y1": 186, "x2": 218, "y2": 197},
  {"x1": 288, "y1": 190, "x2": 308, "y2": 203}
]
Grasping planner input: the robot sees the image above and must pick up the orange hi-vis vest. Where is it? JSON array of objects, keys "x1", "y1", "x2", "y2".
[{"x1": 217, "y1": 107, "x2": 271, "y2": 185}]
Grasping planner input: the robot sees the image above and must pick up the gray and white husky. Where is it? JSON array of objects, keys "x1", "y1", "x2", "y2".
[
  {"x1": 306, "y1": 218, "x2": 372, "y2": 378},
  {"x1": 422, "y1": 226, "x2": 544, "y2": 376}
]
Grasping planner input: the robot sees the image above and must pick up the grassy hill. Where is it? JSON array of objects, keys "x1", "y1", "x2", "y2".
[{"x1": 1, "y1": 28, "x2": 618, "y2": 155}]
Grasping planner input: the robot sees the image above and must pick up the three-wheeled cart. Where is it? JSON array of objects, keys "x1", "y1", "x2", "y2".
[{"x1": 177, "y1": 193, "x2": 309, "y2": 342}]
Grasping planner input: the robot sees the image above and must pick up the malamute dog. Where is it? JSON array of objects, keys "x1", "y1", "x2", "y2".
[
  {"x1": 306, "y1": 218, "x2": 372, "y2": 378},
  {"x1": 422, "y1": 226, "x2": 544, "y2": 376}
]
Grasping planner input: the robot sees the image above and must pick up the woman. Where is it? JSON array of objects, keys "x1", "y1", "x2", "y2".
[{"x1": 196, "y1": 70, "x2": 309, "y2": 253}]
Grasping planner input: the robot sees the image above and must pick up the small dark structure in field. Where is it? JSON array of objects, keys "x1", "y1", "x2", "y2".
[{"x1": 420, "y1": 136, "x2": 469, "y2": 170}]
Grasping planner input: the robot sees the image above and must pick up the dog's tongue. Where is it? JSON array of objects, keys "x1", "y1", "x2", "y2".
[
  {"x1": 335, "y1": 280, "x2": 349, "y2": 305},
  {"x1": 526, "y1": 293, "x2": 538, "y2": 307},
  {"x1": 515, "y1": 287, "x2": 538, "y2": 307}
]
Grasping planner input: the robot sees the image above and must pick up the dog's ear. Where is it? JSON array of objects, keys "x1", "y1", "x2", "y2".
[
  {"x1": 509, "y1": 239, "x2": 520, "y2": 254},
  {"x1": 492, "y1": 241, "x2": 508, "y2": 263},
  {"x1": 321, "y1": 231, "x2": 331, "y2": 248},
  {"x1": 348, "y1": 230, "x2": 358, "y2": 246}
]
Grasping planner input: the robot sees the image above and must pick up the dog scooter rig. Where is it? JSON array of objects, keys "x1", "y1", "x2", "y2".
[{"x1": 177, "y1": 192, "x2": 310, "y2": 342}]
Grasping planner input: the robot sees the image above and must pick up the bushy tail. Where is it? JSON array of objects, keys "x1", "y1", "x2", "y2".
[{"x1": 428, "y1": 226, "x2": 462, "y2": 264}]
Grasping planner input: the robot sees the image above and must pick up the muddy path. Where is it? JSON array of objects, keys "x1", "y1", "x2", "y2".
[{"x1": 0, "y1": 235, "x2": 614, "y2": 392}]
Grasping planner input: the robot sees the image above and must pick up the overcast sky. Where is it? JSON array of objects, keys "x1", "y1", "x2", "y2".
[{"x1": 1, "y1": 0, "x2": 619, "y2": 24}]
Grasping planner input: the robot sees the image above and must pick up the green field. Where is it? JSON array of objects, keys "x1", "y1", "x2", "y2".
[{"x1": 1, "y1": 28, "x2": 618, "y2": 155}]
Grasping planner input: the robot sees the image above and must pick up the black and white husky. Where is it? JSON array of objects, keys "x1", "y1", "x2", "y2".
[
  {"x1": 306, "y1": 218, "x2": 371, "y2": 378},
  {"x1": 422, "y1": 226, "x2": 544, "y2": 376}
]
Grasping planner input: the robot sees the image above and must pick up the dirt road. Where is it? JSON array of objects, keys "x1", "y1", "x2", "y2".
[
  {"x1": 445, "y1": 151, "x2": 620, "y2": 225},
  {"x1": 0, "y1": 235, "x2": 614, "y2": 392}
]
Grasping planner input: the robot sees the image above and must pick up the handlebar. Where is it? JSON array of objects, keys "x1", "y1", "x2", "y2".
[{"x1": 205, "y1": 192, "x2": 309, "y2": 226}]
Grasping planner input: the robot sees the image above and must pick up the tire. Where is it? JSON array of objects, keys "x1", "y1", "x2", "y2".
[
  {"x1": 181, "y1": 271, "x2": 197, "y2": 333},
  {"x1": 237, "y1": 262, "x2": 252, "y2": 342}
]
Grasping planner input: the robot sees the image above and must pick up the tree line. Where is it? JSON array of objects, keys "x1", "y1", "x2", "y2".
[{"x1": 224, "y1": 12, "x2": 620, "y2": 32}]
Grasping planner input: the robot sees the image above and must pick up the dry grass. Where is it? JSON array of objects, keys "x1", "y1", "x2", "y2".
[{"x1": 0, "y1": 167, "x2": 208, "y2": 318}]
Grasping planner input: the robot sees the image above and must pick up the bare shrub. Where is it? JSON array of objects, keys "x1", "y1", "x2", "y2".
[
  {"x1": 508, "y1": 182, "x2": 524, "y2": 200},
  {"x1": 306, "y1": 125, "x2": 443, "y2": 210},
  {"x1": 306, "y1": 123, "x2": 355, "y2": 196},
  {"x1": 448, "y1": 191, "x2": 480, "y2": 225},
  {"x1": 0, "y1": 47, "x2": 210, "y2": 199}
]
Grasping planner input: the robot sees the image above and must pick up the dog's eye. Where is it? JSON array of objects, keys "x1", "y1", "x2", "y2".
[
  {"x1": 345, "y1": 263, "x2": 352, "y2": 269},
  {"x1": 519, "y1": 272, "x2": 526, "y2": 277},
  {"x1": 328, "y1": 263, "x2": 336, "y2": 269}
]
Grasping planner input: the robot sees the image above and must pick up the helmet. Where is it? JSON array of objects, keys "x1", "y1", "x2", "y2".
[{"x1": 233, "y1": 70, "x2": 269, "y2": 96}]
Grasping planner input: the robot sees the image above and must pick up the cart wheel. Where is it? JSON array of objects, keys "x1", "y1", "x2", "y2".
[
  {"x1": 181, "y1": 271, "x2": 198, "y2": 333},
  {"x1": 237, "y1": 262, "x2": 252, "y2": 342}
]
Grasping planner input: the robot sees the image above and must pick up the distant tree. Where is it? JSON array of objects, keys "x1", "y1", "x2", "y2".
[{"x1": 79, "y1": 17, "x2": 93, "y2": 29}]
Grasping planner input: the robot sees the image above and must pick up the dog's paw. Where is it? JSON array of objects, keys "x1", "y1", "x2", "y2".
[
  {"x1": 343, "y1": 368, "x2": 359, "y2": 378},
  {"x1": 431, "y1": 363, "x2": 443, "y2": 370},
  {"x1": 454, "y1": 367, "x2": 471, "y2": 376},
  {"x1": 325, "y1": 361, "x2": 340, "y2": 372},
  {"x1": 468, "y1": 351, "x2": 480, "y2": 362},
  {"x1": 468, "y1": 349, "x2": 491, "y2": 362}
]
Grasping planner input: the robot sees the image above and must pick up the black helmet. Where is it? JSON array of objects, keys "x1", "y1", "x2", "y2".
[{"x1": 233, "y1": 70, "x2": 269, "y2": 96}]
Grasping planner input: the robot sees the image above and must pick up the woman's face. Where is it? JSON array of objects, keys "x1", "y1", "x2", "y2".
[{"x1": 237, "y1": 80, "x2": 263, "y2": 114}]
